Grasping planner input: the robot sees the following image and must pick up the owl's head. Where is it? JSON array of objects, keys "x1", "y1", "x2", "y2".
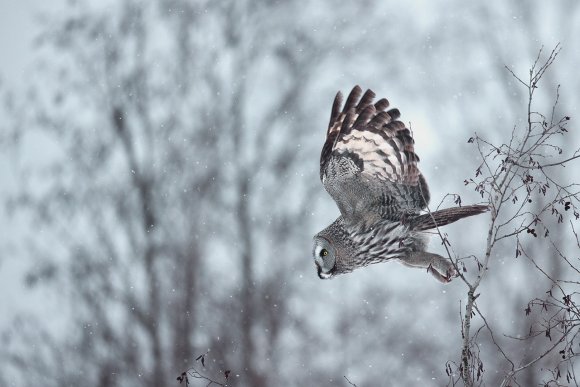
[
  {"x1": 312, "y1": 236, "x2": 336, "y2": 279},
  {"x1": 312, "y1": 217, "x2": 356, "y2": 279}
]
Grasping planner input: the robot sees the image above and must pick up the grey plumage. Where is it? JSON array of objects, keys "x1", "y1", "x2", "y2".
[{"x1": 313, "y1": 86, "x2": 488, "y2": 283}]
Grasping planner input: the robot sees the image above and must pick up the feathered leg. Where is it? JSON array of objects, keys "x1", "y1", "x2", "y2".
[{"x1": 400, "y1": 252, "x2": 458, "y2": 283}]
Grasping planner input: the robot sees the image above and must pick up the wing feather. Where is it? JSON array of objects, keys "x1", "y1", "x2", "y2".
[
  {"x1": 374, "y1": 98, "x2": 390, "y2": 111},
  {"x1": 328, "y1": 91, "x2": 343, "y2": 133},
  {"x1": 319, "y1": 86, "x2": 430, "y2": 221},
  {"x1": 356, "y1": 89, "x2": 376, "y2": 112},
  {"x1": 353, "y1": 105, "x2": 376, "y2": 128},
  {"x1": 343, "y1": 85, "x2": 362, "y2": 113}
]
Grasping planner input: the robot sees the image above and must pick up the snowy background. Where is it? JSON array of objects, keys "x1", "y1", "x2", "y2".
[{"x1": 1, "y1": 1, "x2": 579, "y2": 386}]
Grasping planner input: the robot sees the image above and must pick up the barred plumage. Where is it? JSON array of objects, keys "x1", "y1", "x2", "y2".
[{"x1": 313, "y1": 86, "x2": 488, "y2": 282}]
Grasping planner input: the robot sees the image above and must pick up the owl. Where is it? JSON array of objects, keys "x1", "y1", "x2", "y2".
[{"x1": 313, "y1": 86, "x2": 488, "y2": 283}]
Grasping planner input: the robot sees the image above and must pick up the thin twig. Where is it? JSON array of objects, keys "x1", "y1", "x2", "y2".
[{"x1": 344, "y1": 375, "x2": 358, "y2": 386}]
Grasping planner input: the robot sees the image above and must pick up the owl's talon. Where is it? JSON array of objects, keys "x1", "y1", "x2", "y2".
[
  {"x1": 426, "y1": 261, "x2": 457, "y2": 283},
  {"x1": 445, "y1": 266, "x2": 458, "y2": 282}
]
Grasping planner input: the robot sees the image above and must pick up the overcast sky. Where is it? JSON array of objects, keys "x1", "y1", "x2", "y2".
[
  {"x1": 3, "y1": 1, "x2": 71, "y2": 80},
  {"x1": 0, "y1": 0, "x2": 57, "y2": 329},
  {"x1": 1, "y1": 1, "x2": 40, "y2": 85}
]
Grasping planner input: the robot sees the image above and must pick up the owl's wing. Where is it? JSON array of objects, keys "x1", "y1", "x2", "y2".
[{"x1": 319, "y1": 86, "x2": 430, "y2": 224}]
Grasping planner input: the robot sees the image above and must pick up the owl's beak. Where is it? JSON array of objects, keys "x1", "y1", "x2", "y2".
[{"x1": 315, "y1": 262, "x2": 332, "y2": 279}]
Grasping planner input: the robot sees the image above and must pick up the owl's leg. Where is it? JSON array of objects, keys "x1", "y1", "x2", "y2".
[{"x1": 400, "y1": 252, "x2": 458, "y2": 283}]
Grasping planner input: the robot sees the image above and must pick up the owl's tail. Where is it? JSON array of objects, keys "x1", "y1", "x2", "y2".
[{"x1": 411, "y1": 205, "x2": 489, "y2": 231}]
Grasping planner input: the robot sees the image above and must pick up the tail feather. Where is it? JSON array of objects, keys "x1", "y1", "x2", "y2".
[{"x1": 411, "y1": 205, "x2": 489, "y2": 231}]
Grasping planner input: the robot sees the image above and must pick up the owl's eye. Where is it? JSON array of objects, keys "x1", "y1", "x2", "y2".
[{"x1": 320, "y1": 249, "x2": 329, "y2": 257}]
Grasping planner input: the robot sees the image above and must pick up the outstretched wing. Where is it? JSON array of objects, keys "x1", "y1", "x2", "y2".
[{"x1": 319, "y1": 85, "x2": 430, "y2": 223}]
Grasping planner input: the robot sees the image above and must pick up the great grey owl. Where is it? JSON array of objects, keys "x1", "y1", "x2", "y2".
[{"x1": 313, "y1": 86, "x2": 488, "y2": 283}]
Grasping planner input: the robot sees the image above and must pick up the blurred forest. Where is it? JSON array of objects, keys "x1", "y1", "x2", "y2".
[{"x1": 0, "y1": 1, "x2": 579, "y2": 386}]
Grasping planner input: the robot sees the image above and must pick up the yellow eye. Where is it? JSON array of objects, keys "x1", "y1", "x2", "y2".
[{"x1": 320, "y1": 249, "x2": 328, "y2": 257}]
